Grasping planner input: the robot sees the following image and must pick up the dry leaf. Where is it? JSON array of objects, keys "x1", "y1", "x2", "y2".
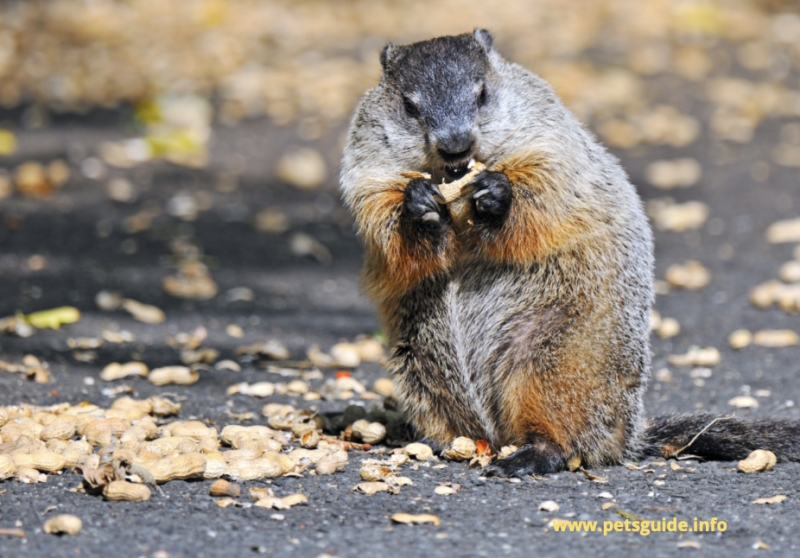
[
  {"x1": 581, "y1": 468, "x2": 609, "y2": 483},
  {"x1": 25, "y1": 307, "x2": 81, "y2": 330}
]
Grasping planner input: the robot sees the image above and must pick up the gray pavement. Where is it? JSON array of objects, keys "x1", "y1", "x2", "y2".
[{"x1": 0, "y1": 105, "x2": 799, "y2": 558}]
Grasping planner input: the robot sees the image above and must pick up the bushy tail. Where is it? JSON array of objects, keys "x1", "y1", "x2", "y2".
[{"x1": 644, "y1": 413, "x2": 800, "y2": 462}]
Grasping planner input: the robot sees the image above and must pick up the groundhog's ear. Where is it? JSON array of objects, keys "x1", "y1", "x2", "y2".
[
  {"x1": 380, "y1": 44, "x2": 394, "y2": 70},
  {"x1": 474, "y1": 28, "x2": 494, "y2": 51}
]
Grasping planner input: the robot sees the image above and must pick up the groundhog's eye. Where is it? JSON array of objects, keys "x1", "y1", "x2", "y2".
[
  {"x1": 402, "y1": 96, "x2": 420, "y2": 119},
  {"x1": 477, "y1": 83, "x2": 488, "y2": 108}
]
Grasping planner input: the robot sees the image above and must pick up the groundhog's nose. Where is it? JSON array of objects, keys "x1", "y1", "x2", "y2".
[{"x1": 436, "y1": 129, "x2": 475, "y2": 160}]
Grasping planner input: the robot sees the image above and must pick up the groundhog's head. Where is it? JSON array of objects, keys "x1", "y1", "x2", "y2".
[{"x1": 379, "y1": 29, "x2": 500, "y2": 180}]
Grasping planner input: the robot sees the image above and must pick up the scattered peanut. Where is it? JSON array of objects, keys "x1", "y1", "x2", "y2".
[
  {"x1": 351, "y1": 420, "x2": 386, "y2": 444},
  {"x1": 404, "y1": 443, "x2": 433, "y2": 461},
  {"x1": 315, "y1": 451, "x2": 349, "y2": 475},
  {"x1": 0, "y1": 455, "x2": 16, "y2": 480},
  {"x1": 668, "y1": 347, "x2": 720, "y2": 367},
  {"x1": 100, "y1": 362, "x2": 149, "y2": 381},
  {"x1": 209, "y1": 479, "x2": 241, "y2": 498},
  {"x1": 373, "y1": 378, "x2": 394, "y2": 397},
  {"x1": 442, "y1": 437, "x2": 477, "y2": 461},
  {"x1": 738, "y1": 450, "x2": 777, "y2": 473},
  {"x1": 103, "y1": 481, "x2": 152, "y2": 502},
  {"x1": 753, "y1": 329, "x2": 799, "y2": 348},
  {"x1": 729, "y1": 329, "x2": 753, "y2": 349},
  {"x1": 665, "y1": 260, "x2": 711, "y2": 290},
  {"x1": 149, "y1": 366, "x2": 199, "y2": 386},
  {"x1": 43, "y1": 515, "x2": 82, "y2": 536}
]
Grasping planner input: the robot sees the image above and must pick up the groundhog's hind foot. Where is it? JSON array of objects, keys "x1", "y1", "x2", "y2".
[{"x1": 484, "y1": 443, "x2": 566, "y2": 478}]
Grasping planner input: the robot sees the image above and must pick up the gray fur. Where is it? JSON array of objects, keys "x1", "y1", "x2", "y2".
[{"x1": 341, "y1": 31, "x2": 654, "y2": 472}]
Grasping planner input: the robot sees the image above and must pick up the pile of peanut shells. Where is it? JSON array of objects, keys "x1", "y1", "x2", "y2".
[{"x1": 0, "y1": 392, "x2": 507, "y2": 506}]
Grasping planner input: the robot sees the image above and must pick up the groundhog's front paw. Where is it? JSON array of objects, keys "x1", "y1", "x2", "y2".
[
  {"x1": 403, "y1": 178, "x2": 448, "y2": 227},
  {"x1": 470, "y1": 171, "x2": 512, "y2": 223}
]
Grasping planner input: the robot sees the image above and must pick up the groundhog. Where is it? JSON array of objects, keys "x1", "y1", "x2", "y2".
[{"x1": 340, "y1": 29, "x2": 800, "y2": 476}]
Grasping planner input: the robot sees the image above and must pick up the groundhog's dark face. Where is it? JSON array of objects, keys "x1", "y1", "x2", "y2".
[{"x1": 381, "y1": 30, "x2": 497, "y2": 180}]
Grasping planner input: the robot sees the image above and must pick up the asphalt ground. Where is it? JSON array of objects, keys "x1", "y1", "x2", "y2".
[{"x1": 0, "y1": 101, "x2": 799, "y2": 558}]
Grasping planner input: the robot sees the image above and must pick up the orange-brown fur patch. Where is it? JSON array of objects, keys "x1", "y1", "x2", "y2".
[
  {"x1": 472, "y1": 156, "x2": 586, "y2": 264},
  {"x1": 501, "y1": 358, "x2": 600, "y2": 450},
  {"x1": 358, "y1": 181, "x2": 457, "y2": 302}
]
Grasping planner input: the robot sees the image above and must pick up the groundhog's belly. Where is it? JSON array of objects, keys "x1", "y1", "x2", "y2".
[{"x1": 437, "y1": 261, "x2": 570, "y2": 445}]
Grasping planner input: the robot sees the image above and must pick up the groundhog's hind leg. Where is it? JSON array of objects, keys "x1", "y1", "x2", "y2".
[{"x1": 484, "y1": 435, "x2": 567, "y2": 477}]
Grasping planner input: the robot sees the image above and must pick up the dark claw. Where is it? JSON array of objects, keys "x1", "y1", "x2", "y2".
[
  {"x1": 404, "y1": 177, "x2": 448, "y2": 228},
  {"x1": 469, "y1": 171, "x2": 512, "y2": 222}
]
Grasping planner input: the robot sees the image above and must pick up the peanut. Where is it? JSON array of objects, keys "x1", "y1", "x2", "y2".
[
  {"x1": 103, "y1": 480, "x2": 152, "y2": 502},
  {"x1": 209, "y1": 479, "x2": 241, "y2": 498},
  {"x1": 404, "y1": 443, "x2": 433, "y2": 461},
  {"x1": 432, "y1": 160, "x2": 486, "y2": 204},
  {"x1": 148, "y1": 453, "x2": 206, "y2": 483},
  {"x1": 0, "y1": 455, "x2": 16, "y2": 480},
  {"x1": 84, "y1": 418, "x2": 130, "y2": 447},
  {"x1": 351, "y1": 420, "x2": 386, "y2": 444},
  {"x1": 11, "y1": 450, "x2": 66, "y2": 472},
  {"x1": 40, "y1": 420, "x2": 76, "y2": 442},
  {"x1": 442, "y1": 437, "x2": 477, "y2": 461},
  {"x1": 738, "y1": 450, "x2": 777, "y2": 473},
  {"x1": 148, "y1": 366, "x2": 198, "y2": 386},
  {"x1": 100, "y1": 361, "x2": 149, "y2": 381},
  {"x1": 315, "y1": 450, "x2": 348, "y2": 475},
  {"x1": 43, "y1": 514, "x2": 82, "y2": 535},
  {"x1": 223, "y1": 457, "x2": 283, "y2": 481}
]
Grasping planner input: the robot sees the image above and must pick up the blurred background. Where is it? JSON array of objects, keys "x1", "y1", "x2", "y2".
[
  {"x1": 2, "y1": 3, "x2": 800, "y2": 554},
  {"x1": 0, "y1": 0, "x2": 798, "y2": 383}
]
